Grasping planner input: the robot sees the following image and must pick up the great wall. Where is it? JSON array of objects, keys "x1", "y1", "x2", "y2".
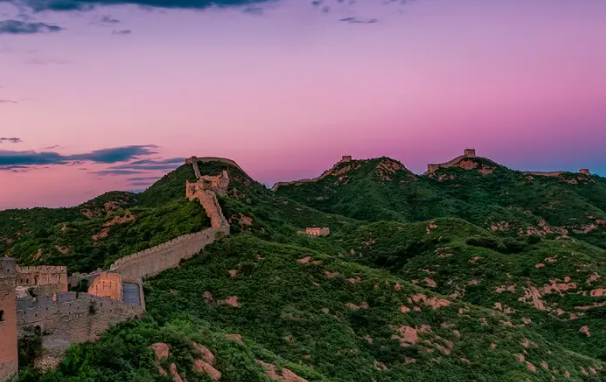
[
  {"x1": 0, "y1": 158, "x2": 232, "y2": 381},
  {"x1": 271, "y1": 150, "x2": 592, "y2": 191},
  {"x1": 271, "y1": 155, "x2": 353, "y2": 191}
]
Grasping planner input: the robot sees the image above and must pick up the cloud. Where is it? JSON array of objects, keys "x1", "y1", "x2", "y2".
[
  {"x1": 0, "y1": 0, "x2": 274, "y2": 12},
  {"x1": 0, "y1": 137, "x2": 22, "y2": 143},
  {"x1": 112, "y1": 29, "x2": 131, "y2": 35},
  {"x1": 100, "y1": 157, "x2": 184, "y2": 172},
  {"x1": 99, "y1": 15, "x2": 120, "y2": 24},
  {"x1": 89, "y1": 169, "x2": 147, "y2": 176},
  {"x1": 0, "y1": 19, "x2": 63, "y2": 34},
  {"x1": 127, "y1": 176, "x2": 161, "y2": 182},
  {"x1": 340, "y1": 17, "x2": 378, "y2": 24},
  {"x1": 25, "y1": 57, "x2": 70, "y2": 65},
  {"x1": 0, "y1": 99, "x2": 18, "y2": 103},
  {"x1": 129, "y1": 181, "x2": 154, "y2": 187},
  {"x1": 0, "y1": 144, "x2": 158, "y2": 170}
]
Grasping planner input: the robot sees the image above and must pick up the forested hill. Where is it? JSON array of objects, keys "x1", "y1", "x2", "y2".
[{"x1": 9, "y1": 156, "x2": 606, "y2": 382}]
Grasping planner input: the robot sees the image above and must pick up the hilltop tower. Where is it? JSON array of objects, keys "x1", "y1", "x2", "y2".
[
  {"x1": 580, "y1": 169, "x2": 590, "y2": 176},
  {"x1": 341, "y1": 156, "x2": 352, "y2": 162},
  {"x1": 0, "y1": 257, "x2": 18, "y2": 381},
  {"x1": 464, "y1": 149, "x2": 476, "y2": 158}
]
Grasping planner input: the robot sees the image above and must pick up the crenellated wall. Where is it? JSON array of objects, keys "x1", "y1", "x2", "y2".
[
  {"x1": 16, "y1": 265, "x2": 68, "y2": 295},
  {"x1": 17, "y1": 292, "x2": 144, "y2": 357},
  {"x1": 109, "y1": 227, "x2": 228, "y2": 280},
  {"x1": 186, "y1": 170, "x2": 230, "y2": 197}
]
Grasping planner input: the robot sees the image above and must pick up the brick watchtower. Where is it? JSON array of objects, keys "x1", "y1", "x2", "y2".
[{"x1": 0, "y1": 257, "x2": 18, "y2": 381}]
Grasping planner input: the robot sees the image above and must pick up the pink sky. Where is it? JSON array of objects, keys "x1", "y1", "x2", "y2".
[{"x1": 1, "y1": 0, "x2": 605, "y2": 209}]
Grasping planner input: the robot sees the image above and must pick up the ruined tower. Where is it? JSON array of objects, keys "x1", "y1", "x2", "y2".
[
  {"x1": 0, "y1": 257, "x2": 18, "y2": 381},
  {"x1": 580, "y1": 169, "x2": 591, "y2": 176},
  {"x1": 464, "y1": 149, "x2": 476, "y2": 158}
]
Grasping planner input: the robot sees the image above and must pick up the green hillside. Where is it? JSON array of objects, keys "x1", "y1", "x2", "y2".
[
  {"x1": 8, "y1": 156, "x2": 606, "y2": 381},
  {"x1": 276, "y1": 156, "x2": 606, "y2": 248}
]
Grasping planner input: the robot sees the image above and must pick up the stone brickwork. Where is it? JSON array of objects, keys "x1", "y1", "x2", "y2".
[
  {"x1": 272, "y1": 155, "x2": 354, "y2": 191},
  {"x1": 16, "y1": 265, "x2": 68, "y2": 295},
  {"x1": 88, "y1": 272, "x2": 123, "y2": 301},
  {"x1": 0, "y1": 258, "x2": 18, "y2": 382},
  {"x1": 17, "y1": 292, "x2": 144, "y2": 358},
  {"x1": 186, "y1": 170, "x2": 230, "y2": 197},
  {"x1": 109, "y1": 227, "x2": 227, "y2": 280},
  {"x1": 306, "y1": 227, "x2": 330, "y2": 236}
]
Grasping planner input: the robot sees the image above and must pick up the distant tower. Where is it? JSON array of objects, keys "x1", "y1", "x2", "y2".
[
  {"x1": 464, "y1": 149, "x2": 476, "y2": 158},
  {"x1": 0, "y1": 257, "x2": 18, "y2": 381},
  {"x1": 341, "y1": 156, "x2": 352, "y2": 162},
  {"x1": 580, "y1": 169, "x2": 590, "y2": 176}
]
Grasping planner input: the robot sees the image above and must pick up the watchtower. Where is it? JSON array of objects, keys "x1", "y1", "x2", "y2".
[
  {"x1": 464, "y1": 149, "x2": 476, "y2": 158},
  {"x1": 341, "y1": 156, "x2": 352, "y2": 162},
  {"x1": 0, "y1": 257, "x2": 18, "y2": 381},
  {"x1": 580, "y1": 169, "x2": 590, "y2": 176}
]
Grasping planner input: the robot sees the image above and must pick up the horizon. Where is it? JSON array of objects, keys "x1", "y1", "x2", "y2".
[
  {"x1": 0, "y1": 149, "x2": 602, "y2": 211},
  {"x1": 1, "y1": 0, "x2": 605, "y2": 210}
]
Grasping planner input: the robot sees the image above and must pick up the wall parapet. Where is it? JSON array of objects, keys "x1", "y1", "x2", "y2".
[{"x1": 17, "y1": 266, "x2": 67, "y2": 273}]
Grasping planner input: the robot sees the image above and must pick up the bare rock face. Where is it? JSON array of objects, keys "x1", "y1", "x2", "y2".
[
  {"x1": 150, "y1": 343, "x2": 170, "y2": 362},
  {"x1": 192, "y1": 342, "x2": 216, "y2": 365},
  {"x1": 169, "y1": 363, "x2": 184, "y2": 382},
  {"x1": 193, "y1": 359, "x2": 221, "y2": 380},
  {"x1": 257, "y1": 360, "x2": 309, "y2": 382}
]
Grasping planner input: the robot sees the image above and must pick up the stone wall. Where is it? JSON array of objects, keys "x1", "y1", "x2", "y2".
[
  {"x1": 0, "y1": 258, "x2": 18, "y2": 382},
  {"x1": 425, "y1": 149, "x2": 477, "y2": 175},
  {"x1": 186, "y1": 156, "x2": 251, "y2": 179},
  {"x1": 272, "y1": 156, "x2": 354, "y2": 191},
  {"x1": 16, "y1": 265, "x2": 68, "y2": 295},
  {"x1": 109, "y1": 227, "x2": 227, "y2": 280},
  {"x1": 17, "y1": 292, "x2": 144, "y2": 357},
  {"x1": 186, "y1": 170, "x2": 230, "y2": 197},
  {"x1": 88, "y1": 272, "x2": 123, "y2": 301}
]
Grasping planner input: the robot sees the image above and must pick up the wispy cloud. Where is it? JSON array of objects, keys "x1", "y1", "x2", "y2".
[
  {"x1": 0, "y1": 144, "x2": 158, "y2": 170},
  {"x1": 0, "y1": 99, "x2": 18, "y2": 103},
  {"x1": 99, "y1": 15, "x2": 120, "y2": 24},
  {"x1": 3, "y1": 0, "x2": 274, "y2": 12},
  {"x1": 112, "y1": 29, "x2": 131, "y2": 35},
  {"x1": 90, "y1": 169, "x2": 147, "y2": 176},
  {"x1": 0, "y1": 19, "x2": 63, "y2": 34},
  {"x1": 127, "y1": 176, "x2": 161, "y2": 182},
  {"x1": 340, "y1": 17, "x2": 378, "y2": 24},
  {"x1": 25, "y1": 57, "x2": 70, "y2": 65},
  {"x1": 0, "y1": 137, "x2": 22, "y2": 143}
]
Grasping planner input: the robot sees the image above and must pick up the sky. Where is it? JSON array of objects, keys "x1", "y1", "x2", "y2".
[{"x1": 1, "y1": 0, "x2": 606, "y2": 210}]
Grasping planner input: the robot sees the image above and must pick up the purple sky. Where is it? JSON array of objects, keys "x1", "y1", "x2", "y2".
[{"x1": 1, "y1": 0, "x2": 606, "y2": 210}]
